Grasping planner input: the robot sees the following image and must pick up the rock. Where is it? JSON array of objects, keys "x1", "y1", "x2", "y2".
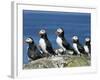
[{"x1": 23, "y1": 54, "x2": 91, "y2": 69}]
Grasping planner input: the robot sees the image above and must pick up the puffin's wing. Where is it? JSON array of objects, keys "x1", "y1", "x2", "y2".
[
  {"x1": 45, "y1": 40, "x2": 55, "y2": 54},
  {"x1": 78, "y1": 43, "x2": 85, "y2": 53},
  {"x1": 62, "y1": 38, "x2": 73, "y2": 50},
  {"x1": 27, "y1": 48, "x2": 35, "y2": 60}
]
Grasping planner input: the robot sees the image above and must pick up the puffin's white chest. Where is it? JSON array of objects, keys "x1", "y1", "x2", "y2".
[
  {"x1": 84, "y1": 45, "x2": 89, "y2": 53},
  {"x1": 56, "y1": 37, "x2": 66, "y2": 51},
  {"x1": 73, "y1": 43, "x2": 80, "y2": 54},
  {"x1": 39, "y1": 38, "x2": 47, "y2": 53}
]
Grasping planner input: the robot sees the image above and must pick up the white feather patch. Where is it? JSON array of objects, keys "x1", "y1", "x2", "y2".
[
  {"x1": 39, "y1": 29, "x2": 46, "y2": 34},
  {"x1": 57, "y1": 28, "x2": 63, "y2": 33},
  {"x1": 72, "y1": 36, "x2": 78, "y2": 40},
  {"x1": 73, "y1": 43, "x2": 80, "y2": 54},
  {"x1": 85, "y1": 38, "x2": 90, "y2": 42},
  {"x1": 25, "y1": 38, "x2": 32, "y2": 43},
  {"x1": 84, "y1": 45, "x2": 89, "y2": 53},
  {"x1": 39, "y1": 38, "x2": 48, "y2": 53},
  {"x1": 56, "y1": 37, "x2": 66, "y2": 51}
]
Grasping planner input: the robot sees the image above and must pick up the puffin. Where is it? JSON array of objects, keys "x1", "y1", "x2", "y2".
[
  {"x1": 25, "y1": 37, "x2": 43, "y2": 61},
  {"x1": 56, "y1": 28, "x2": 75, "y2": 55},
  {"x1": 84, "y1": 37, "x2": 91, "y2": 56},
  {"x1": 72, "y1": 36, "x2": 85, "y2": 55},
  {"x1": 38, "y1": 29, "x2": 56, "y2": 57}
]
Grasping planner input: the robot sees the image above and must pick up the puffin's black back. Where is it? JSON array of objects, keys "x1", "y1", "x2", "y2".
[
  {"x1": 45, "y1": 39, "x2": 56, "y2": 55},
  {"x1": 41, "y1": 33, "x2": 56, "y2": 55},
  {"x1": 77, "y1": 42, "x2": 85, "y2": 53},
  {"x1": 85, "y1": 41, "x2": 91, "y2": 53},
  {"x1": 27, "y1": 41, "x2": 43, "y2": 60},
  {"x1": 62, "y1": 37, "x2": 73, "y2": 50},
  {"x1": 57, "y1": 29, "x2": 76, "y2": 54},
  {"x1": 57, "y1": 30, "x2": 73, "y2": 51}
]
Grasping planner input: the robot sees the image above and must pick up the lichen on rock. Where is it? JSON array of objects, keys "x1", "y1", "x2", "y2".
[{"x1": 23, "y1": 53, "x2": 91, "y2": 69}]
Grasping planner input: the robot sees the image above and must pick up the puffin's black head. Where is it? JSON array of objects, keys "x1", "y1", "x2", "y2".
[
  {"x1": 85, "y1": 37, "x2": 90, "y2": 45},
  {"x1": 56, "y1": 28, "x2": 64, "y2": 37},
  {"x1": 72, "y1": 36, "x2": 79, "y2": 43},
  {"x1": 39, "y1": 29, "x2": 48, "y2": 39},
  {"x1": 25, "y1": 37, "x2": 34, "y2": 44}
]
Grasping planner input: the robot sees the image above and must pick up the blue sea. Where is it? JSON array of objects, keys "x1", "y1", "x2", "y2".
[{"x1": 23, "y1": 10, "x2": 91, "y2": 64}]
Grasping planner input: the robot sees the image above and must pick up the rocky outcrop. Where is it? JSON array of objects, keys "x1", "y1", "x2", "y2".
[{"x1": 23, "y1": 54, "x2": 90, "y2": 69}]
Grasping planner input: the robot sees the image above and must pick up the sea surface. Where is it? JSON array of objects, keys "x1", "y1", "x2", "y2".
[{"x1": 23, "y1": 10, "x2": 91, "y2": 64}]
